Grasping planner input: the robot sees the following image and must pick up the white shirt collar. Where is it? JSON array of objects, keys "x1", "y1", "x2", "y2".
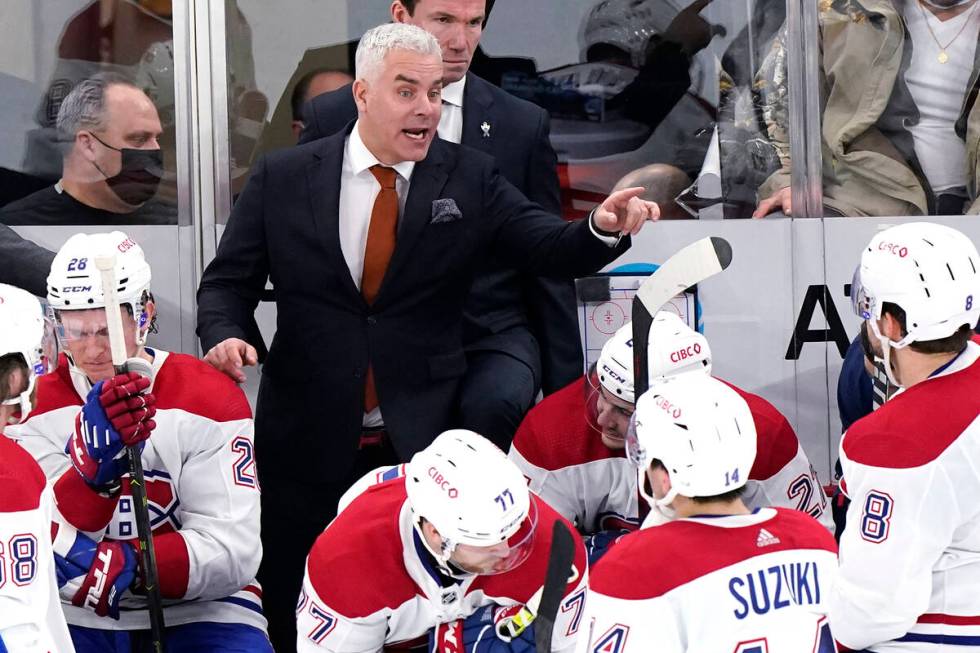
[
  {"x1": 347, "y1": 120, "x2": 416, "y2": 181},
  {"x1": 441, "y1": 76, "x2": 466, "y2": 108}
]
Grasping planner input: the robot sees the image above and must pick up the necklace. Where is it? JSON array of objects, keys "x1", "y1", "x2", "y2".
[{"x1": 917, "y1": 0, "x2": 980, "y2": 63}]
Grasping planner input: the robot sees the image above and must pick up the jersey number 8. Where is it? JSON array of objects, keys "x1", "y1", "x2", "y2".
[{"x1": 859, "y1": 490, "x2": 894, "y2": 543}]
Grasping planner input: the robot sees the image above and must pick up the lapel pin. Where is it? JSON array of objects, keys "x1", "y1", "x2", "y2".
[{"x1": 481, "y1": 121, "x2": 491, "y2": 138}]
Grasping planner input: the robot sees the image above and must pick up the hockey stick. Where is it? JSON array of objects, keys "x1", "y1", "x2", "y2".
[
  {"x1": 496, "y1": 545, "x2": 579, "y2": 641},
  {"x1": 95, "y1": 253, "x2": 166, "y2": 653},
  {"x1": 632, "y1": 237, "x2": 733, "y2": 399},
  {"x1": 534, "y1": 520, "x2": 576, "y2": 653}
]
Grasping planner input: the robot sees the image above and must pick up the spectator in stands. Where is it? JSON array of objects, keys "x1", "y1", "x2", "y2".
[
  {"x1": 1, "y1": 73, "x2": 174, "y2": 227},
  {"x1": 754, "y1": 0, "x2": 980, "y2": 217}
]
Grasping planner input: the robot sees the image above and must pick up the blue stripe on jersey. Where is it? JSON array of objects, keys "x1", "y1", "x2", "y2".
[
  {"x1": 0, "y1": 633, "x2": 7, "y2": 653},
  {"x1": 381, "y1": 466, "x2": 402, "y2": 482},
  {"x1": 216, "y1": 596, "x2": 265, "y2": 615},
  {"x1": 898, "y1": 633, "x2": 980, "y2": 645}
]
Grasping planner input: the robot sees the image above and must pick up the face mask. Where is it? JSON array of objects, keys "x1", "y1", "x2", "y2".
[{"x1": 89, "y1": 133, "x2": 164, "y2": 206}]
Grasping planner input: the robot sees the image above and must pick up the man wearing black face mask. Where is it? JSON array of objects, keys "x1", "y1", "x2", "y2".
[{"x1": 0, "y1": 73, "x2": 174, "y2": 227}]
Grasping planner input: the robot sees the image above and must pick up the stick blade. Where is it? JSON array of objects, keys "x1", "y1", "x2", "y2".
[
  {"x1": 535, "y1": 520, "x2": 576, "y2": 653},
  {"x1": 631, "y1": 236, "x2": 733, "y2": 398},
  {"x1": 634, "y1": 236, "x2": 732, "y2": 313}
]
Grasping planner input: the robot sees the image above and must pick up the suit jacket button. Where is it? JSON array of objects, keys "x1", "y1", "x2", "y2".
[{"x1": 367, "y1": 316, "x2": 377, "y2": 325}]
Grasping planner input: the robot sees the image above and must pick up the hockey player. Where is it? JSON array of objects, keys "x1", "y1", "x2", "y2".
[
  {"x1": 831, "y1": 222, "x2": 980, "y2": 650},
  {"x1": 298, "y1": 429, "x2": 588, "y2": 653},
  {"x1": 509, "y1": 312, "x2": 831, "y2": 561},
  {"x1": 0, "y1": 283, "x2": 75, "y2": 653},
  {"x1": 578, "y1": 373, "x2": 839, "y2": 652},
  {"x1": 5, "y1": 232, "x2": 272, "y2": 652}
]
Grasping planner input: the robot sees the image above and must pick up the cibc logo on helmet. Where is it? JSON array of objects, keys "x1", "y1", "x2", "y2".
[
  {"x1": 428, "y1": 466, "x2": 459, "y2": 499},
  {"x1": 654, "y1": 395, "x2": 682, "y2": 419},
  {"x1": 670, "y1": 343, "x2": 702, "y2": 364},
  {"x1": 878, "y1": 242, "x2": 908, "y2": 258},
  {"x1": 117, "y1": 237, "x2": 138, "y2": 253}
]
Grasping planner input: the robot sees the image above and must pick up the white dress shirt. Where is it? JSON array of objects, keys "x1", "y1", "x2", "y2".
[
  {"x1": 339, "y1": 121, "x2": 414, "y2": 427},
  {"x1": 438, "y1": 77, "x2": 466, "y2": 144}
]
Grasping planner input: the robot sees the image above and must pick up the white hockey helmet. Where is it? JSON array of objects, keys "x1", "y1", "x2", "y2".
[
  {"x1": 0, "y1": 284, "x2": 59, "y2": 423},
  {"x1": 47, "y1": 231, "x2": 153, "y2": 346},
  {"x1": 594, "y1": 313, "x2": 712, "y2": 405},
  {"x1": 405, "y1": 429, "x2": 536, "y2": 575},
  {"x1": 851, "y1": 222, "x2": 980, "y2": 384},
  {"x1": 627, "y1": 374, "x2": 757, "y2": 510}
]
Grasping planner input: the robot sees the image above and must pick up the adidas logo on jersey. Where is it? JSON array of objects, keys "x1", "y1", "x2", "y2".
[{"x1": 756, "y1": 528, "x2": 780, "y2": 548}]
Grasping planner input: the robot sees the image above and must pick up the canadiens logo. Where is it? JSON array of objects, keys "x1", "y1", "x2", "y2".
[{"x1": 113, "y1": 470, "x2": 181, "y2": 539}]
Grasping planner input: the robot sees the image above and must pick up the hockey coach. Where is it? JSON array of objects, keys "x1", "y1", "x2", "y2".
[{"x1": 197, "y1": 22, "x2": 658, "y2": 651}]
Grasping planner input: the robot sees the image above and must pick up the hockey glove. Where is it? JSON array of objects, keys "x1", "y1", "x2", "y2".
[
  {"x1": 68, "y1": 372, "x2": 157, "y2": 491},
  {"x1": 54, "y1": 529, "x2": 138, "y2": 620},
  {"x1": 584, "y1": 529, "x2": 629, "y2": 565},
  {"x1": 430, "y1": 604, "x2": 535, "y2": 653}
]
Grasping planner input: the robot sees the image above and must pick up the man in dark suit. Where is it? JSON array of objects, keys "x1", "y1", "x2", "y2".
[
  {"x1": 197, "y1": 23, "x2": 658, "y2": 652},
  {"x1": 299, "y1": 0, "x2": 582, "y2": 450}
]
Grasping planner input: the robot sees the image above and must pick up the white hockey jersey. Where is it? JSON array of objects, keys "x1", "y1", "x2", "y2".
[
  {"x1": 509, "y1": 377, "x2": 833, "y2": 534},
  {"x1": 578, "y1": 508, "x2": 839, "y2": 653},
  {"x1": 5, "y1": 350, "x2": 266, "y2": 633},
  {"x1": 832, "y1": 341, "x2": 980, "y2": 651},
  {"x1": 0, "y1": 434, "x2": 74, "y2": 653},
  {"x1": 299, "y1": 477, "x2": 588, "y2": 653}
]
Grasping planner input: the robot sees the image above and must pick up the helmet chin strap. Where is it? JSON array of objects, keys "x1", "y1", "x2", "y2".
[
  {"x1": 637, "y1": 468, "x2": 678, "y2": 523},
  {"x1": 868, "y1": 318, "x2": 907, "y2": 389},
  {"x1": 412, "y1": 518, "x2": 473, "y2": 580}
]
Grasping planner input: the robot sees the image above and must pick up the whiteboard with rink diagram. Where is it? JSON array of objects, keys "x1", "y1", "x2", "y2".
[{"x1": 576, "y1": 274, "x2": 697, "y2": 372}]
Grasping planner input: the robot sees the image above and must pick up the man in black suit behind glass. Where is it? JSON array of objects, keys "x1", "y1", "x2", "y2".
[{"x1": 300, "y1": 0, "x2": 582, "y2": 449}]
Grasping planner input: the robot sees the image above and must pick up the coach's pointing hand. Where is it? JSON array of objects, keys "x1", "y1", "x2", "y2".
[{"x1": 593, "y1": 186, "x2": 660, "y2": 238}]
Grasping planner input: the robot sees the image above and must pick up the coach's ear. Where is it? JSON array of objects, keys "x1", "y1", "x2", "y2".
[{"x1": 353, "y1": 78, "x2": 369, "y2": 114}]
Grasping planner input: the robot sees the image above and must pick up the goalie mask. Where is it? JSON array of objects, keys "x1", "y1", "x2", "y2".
[
  {"x1": 0, "y1": 284, "x2": 59, "y2": 425},
  {"x1": 851, "y1": 222, "x2": 980, "y2": 387},
  {"x1": 405, "y1": 430, "x2": 536, "y2": 577},
  {"x1": 627, "y1": 374, "x2": 756, "y2": 516}
]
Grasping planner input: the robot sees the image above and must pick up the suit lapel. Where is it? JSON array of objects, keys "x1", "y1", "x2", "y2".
[
  {"x1": 306, "y1": 123, "x2": 364, "y2": 304},
  {"x1": 461, "y1": 73, "x2": 496, "y2": 154},
  {"x1": 380, "y1": 142, "x2": 452, "y2": 299}
]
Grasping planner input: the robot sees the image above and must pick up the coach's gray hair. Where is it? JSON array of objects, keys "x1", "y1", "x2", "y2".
[
  {"x1": 55, "y1": 72, "x2": 138, "y2": 139},
  {"x1": 355, "y1": 23, "x2": 442, "y2": 83}
]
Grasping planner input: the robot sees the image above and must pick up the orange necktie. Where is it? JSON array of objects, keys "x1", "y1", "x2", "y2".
[{"x1": 362, "y1": 165, "x2": 398, "y2": 412}]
